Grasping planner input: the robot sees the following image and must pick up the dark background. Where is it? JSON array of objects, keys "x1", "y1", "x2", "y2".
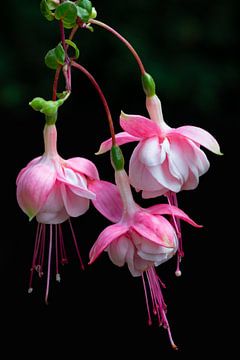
[{"x1": 1, "y1": 0, "x2": 237, "y2": 357}]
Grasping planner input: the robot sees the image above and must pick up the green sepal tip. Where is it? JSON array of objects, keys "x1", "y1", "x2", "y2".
[
  {"x1": 29, "y1": 92, "x2": 70, "y2": 125},
  {"x1": 111, "y1": 145, "x2": 125, "y2": 171},
  {"x1": 142, "y1": 72, "x2": 156, "y2": 97}
]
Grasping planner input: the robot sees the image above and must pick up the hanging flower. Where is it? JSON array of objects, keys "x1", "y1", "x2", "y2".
[
  {"x1": 96, "y1": 95, "x2": 222, "y2": 198},
  {"x1": 16, "y1": 124, "x2": 99, "y2": 302},
  {"x1": 89, "y1": 167, "x2": 201, "y2": 348}
]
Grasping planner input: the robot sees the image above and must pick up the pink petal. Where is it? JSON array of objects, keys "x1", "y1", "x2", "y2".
[
  {"x1": 142, "y1": 188, "x2": 167, "y2": 198},
  {"x1": 66, "y1": 157, "x2": 99, "y2": 180},
  {"x1": 88, "y1": 179, "x2": 123, "y2": 223},
  {"x1": 132, "y1": 212, "x2": 175, "y2": 247},
  {"x1": 147, "y1": 204, "x2": 202, "y2": 227},
  {"x1": 188, "y1": 140, "x2": 210, "y2": 176},
  {"x1": 96, "y1": 132, "x2": 140, "y2": 154},
  {"x1": 120, "y1": 112, "x2": 160, "y2": 138},
  {"x1": 89, "y1": 224, "x2": 129, "y2": 264},
  {"x1": 16, "y1": 156, "x2": 42, "y2": 184},
  {"x1": 147, "y1": 158, "x2": 182, "y2": 193},
  {"x1": 173, "y1": 126, "x2": 222, "y2": 155},
  {"x1": 168, "y1": 139, "x2": 189, "y2": 182},
  {"x1": 139, "y1": 137, "x2": 163, "y2": 166},
  {"x1": 107, "y1": 235, "x2": 132, "y2": 267},
  {"x1": 57, "y1": 168, "x2": 96, "y2": 199},
  {"x1": 129, "y1": 143, "x2": 165, "y2": 191},
  {"x1": 16, "y1": 163, "x2": 56, "y2": 220},
  {"x1": 61, "y1": 184, "x2": 90, "y2": 217}
]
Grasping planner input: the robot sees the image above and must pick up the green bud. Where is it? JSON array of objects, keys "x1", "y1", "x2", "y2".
[
  {"x1": 111, "y1": 145, "x2": 125, "y2": 171},
  {"x1": 141, "y1": 72, "x2": 156, "y2": 97}
]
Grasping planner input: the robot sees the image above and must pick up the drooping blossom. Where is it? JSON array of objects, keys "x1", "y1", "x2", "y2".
[
  {"x1": 89, "y1": 168, "x2": 201, "y2": 348},
  {"x1": 97, "y1": 95, "x2": 222, "y2": 198},
  {"x1": 16, "y1": 124, "x2": 99, "y2": 302}
]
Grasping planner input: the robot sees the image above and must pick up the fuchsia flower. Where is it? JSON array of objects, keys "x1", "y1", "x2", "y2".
[
  {"x1": 16, "y1": 124, "x2": 99, "y2": 302},
  {"x1": 97, "y1": 95, "x2": 222, "y2": 198},
  {"x1": 89, "y1": 168, "x2": 201, "y2": 348}
]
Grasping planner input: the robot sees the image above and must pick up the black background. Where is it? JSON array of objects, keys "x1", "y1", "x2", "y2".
[{"x1": 1, "y1": 0, "x2": 237, "y2": 357}]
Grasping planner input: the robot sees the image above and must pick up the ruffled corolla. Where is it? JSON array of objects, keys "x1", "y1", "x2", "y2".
[
  {"x1": 97, "y1": 95, "x2": 222, "y2": 198},
  {"x1": 89, "y1": 169, "x2": 201, "y2": 348},
  {"x1": 16, "y1": 124, "x2": 99, "y2": 302}
]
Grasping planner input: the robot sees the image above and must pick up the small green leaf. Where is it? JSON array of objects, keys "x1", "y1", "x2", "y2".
[
  {"x1": 45, "y1": 49, "x2": 58, "y2": 69},
  {"x1": 40, "y1": 0, "x2": 55, "y2": 21},
  {"x1": 45, "y1": 43, "x2": 65, "y2": 70},
  {"x1": 54, "y1": 43, "x2": 65, "y2": 65},
  {"x1": 46, "y1": 0, "x2": 59, "y2": 10},
  {"x1": 65, "y1": 40, "x2": 80, "y2": 59},
  {"x1": 55, "y1": 1, "x2": 78, "y2": 23},
  {"x1": 76, "y1": 0, "x2": 92, "y2": 13},
  {"x1": 76, "y1": 6, "x2": 89, "y2": 22}
]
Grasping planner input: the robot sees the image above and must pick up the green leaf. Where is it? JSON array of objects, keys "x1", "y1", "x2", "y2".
[
  {"x1": 76, "y1": 0, "x2": 94, "y2": 22},
  {"x1": 55, "y1": 1, "x2": 78, "y2": 23},
  {"x1": 45, "y1": 43, "x2": 65, "y2": 70},
  {"x1": 54, "y1": 43, "x2": 65, "y2": 65},
  {"x1": 65, "y1": 40, "x2": 80, "y2": 59},
  {"x1": 45, "y1": 49, "x2": 58, "y2": 69},
  {"x1": 76, "y1": 6, "x2": 89, "y2": 22},
  {"x1": 76, "y1": 0, "x2": 92, "y2": 13},
  {"x1": 40, "y1": 0, "x2": 55, "y2": 21}
]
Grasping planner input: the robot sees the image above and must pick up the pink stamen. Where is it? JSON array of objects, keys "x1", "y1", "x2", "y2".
[
  {"x1": 167, "y1": 191, "x2": 184, "y2": 276},
  {"x1": 55, "y1": 225, "x2": 60, "y2": 282},
  {"x1": 45, "y1": 224, "x2": 53, "y2": 305},
  {"x1": 142, "y1": 267, "x2": 178, "y2": 350},
  {"x1": 68, "y1": 219, "x2": 84, "y2": 270},
  {"x1": 28, "y1": 219, "x2": 84, "y2": 301},
  {"x1": 58, "y1": 224, "x2": 68, "y2": 265}
]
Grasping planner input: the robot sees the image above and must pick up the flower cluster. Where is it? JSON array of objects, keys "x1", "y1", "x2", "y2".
[{"x1": 16, "y1": 0, "x2": 222, "y2": 350}]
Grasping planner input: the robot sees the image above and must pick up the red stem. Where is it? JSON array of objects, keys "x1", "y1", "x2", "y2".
[
  {"x1": 71, "y1": 60, "x2": 116, "y2": 145},
  {"x1": 90, "y1": 19, "x2": 146, "y2": 75},
  {"x1": 52, "y1": 65, "x2": 62, "y2": 101}
]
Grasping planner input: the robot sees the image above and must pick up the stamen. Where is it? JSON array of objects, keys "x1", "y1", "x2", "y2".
[
  {"x1": 28, "y1": 223, "x2": 42, "y2": 293},
  {"x1": 142, "y1": 267, "x2": 178, "y2": 350},
  {"x1": 45, "y1": 224, "x2": 53, "y2": 305},
  {"x1": 58, "y1": 224, "x2": 68, "y2": 265},
  {"x1": 141, "y1": 273, "x2": 152, "y2": 325},
  {"x1": 167, "y1": 192, "x2": 184, "y2": 275},
  {"x1": 28, "y1": 220, "x2": 83, "y2": 301},
  {"x1": 68, "y1": 218, "x2": 84, "y2": 270},
  {"x1": 55, "y1": 225, "x2": 60, "y2": 281}
]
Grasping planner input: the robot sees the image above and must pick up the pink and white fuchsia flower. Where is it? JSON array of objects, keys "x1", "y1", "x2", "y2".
[
  {"x1": 89, "y1": 168, "x2": 201, "y2": 348},
  {"x1": 16, "y1": 124, "x2": 99, "y2": 302},
  {"x1": 97, "y1": 95, "x2": 222, "y2": 198}
]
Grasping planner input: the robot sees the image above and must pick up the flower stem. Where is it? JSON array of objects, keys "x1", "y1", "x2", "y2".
[
  {"x1": 90, "y1": 19, "x2": 146, "y2": 75},
  {"x1": 59, "y1": 20, "x2": 71, "y2": 92},
  {"x1": 52, "y1": 65, "x2": 62, "y2": 101},
  {"x1": 71, "y1": 60, "x2": 116, "y2": 145}
]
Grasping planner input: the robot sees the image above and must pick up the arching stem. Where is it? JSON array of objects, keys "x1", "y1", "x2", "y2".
[
  {"x1": 71, "y1": 60, "x2": 116, "y2": 145},
  {"x1": 90, "y1": 19, "x2": 146, "y2": 75}
]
